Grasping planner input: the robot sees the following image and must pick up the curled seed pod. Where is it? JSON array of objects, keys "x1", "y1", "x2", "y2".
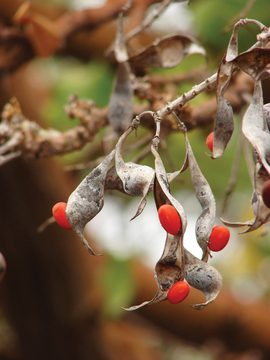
[
  {"x1": 211, "y1": 22, "x2": 238, "y2": 158},
  {"x1": 104, "y1": 166, "x2": 179, "y2": 196},
  {"x1": 123, "y1": 233, "x2": 184, "y2": 311},
  {"x1": 108, "y1": 62, "x2": 134, "y2": 135},
  {"x1": 213, "y1": 96, "x2": 234, "y2": 159},
  {"x1": 65, "y1": 149, "x2": 116, "y2": 255},
  {"x1": 108, "y1": 7, "x2": 133, "y2": 134},
  {"x1": 242, "y1": 81, "x2": 270, "y2": 176},
  {"x1": 124, "y1": 137, "x2": 188, "y2": 311},
  {"x1": 128, "y1": 34, "x2": 206, "y2": 69},
  {"x1": 115, "y1": 123, "x2": 155, "y2": 219},
  {"x1": 221, "y1": 161, "x2": 270, "y2": 232},
  {"x1": 233, "y1": 48, "x2": 270, "y2": 82},
  {"x1": 151, "y1": 136, "x2": 187, "y2": 234},
  {"x1": 104, "y1": 166, "x2": 126, "y2": 194},
  {"x1": 184, "y1": 249, "x2": 223, "y2": 310},
  {"x1": 113, "y1": 8, "x2": 129, "y2": 63},
  {"x1": 183, "y1": 131, "x2": 216, "y2": 260}
]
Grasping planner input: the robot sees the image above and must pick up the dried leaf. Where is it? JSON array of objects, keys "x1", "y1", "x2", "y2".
[
  {"x1": 242, "y1": 80, "x2": 270, "y2": 175},
  {"x1": 184, "y1": 249, "x2": 222, "y2": 310},
  {"x1": 108, "y1": 61, "x2": 134, "y2": 135},
  {"x1": 128, "y1": 35, "x2": 206, "y2": 68},
  {"x1": 233, "y1": 48, "x2": 270, "y2": 81},
  {"x1": 184, "y1": 132, "x2": 216, "y2": 260},
  {"x1": 114, "y1": 124, "x2": 155, "y2": 219},
  {"x1": 65, "y1": 149, "x2": 116, "y2": 255}
]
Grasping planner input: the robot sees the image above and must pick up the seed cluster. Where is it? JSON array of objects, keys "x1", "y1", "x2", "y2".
[{"x1": 50, "y1": 17, "x2": 270, "y2": 311}]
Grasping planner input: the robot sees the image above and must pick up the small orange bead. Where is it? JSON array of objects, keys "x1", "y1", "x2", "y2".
[
  {"x1": 158, "y1": 204, "x2": 181, "y2": 235},
  {"x1": 52, "y1": 202, "x2": 72, "y2": 230},
  {"x1": 206, "y1": 132, "x2": 214, "y2": 152},
  {"x1": 208, "y1": 225, "x2": 230, "y2": 252},
  {"x1": 167, "y1": 281, "x2": 190, "y2": 304}
]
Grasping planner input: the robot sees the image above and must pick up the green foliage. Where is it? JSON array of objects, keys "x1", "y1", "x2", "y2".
[
  {"x1": 191, "y1": 0, "x2": 270, "y2": 57},
  {"x1": 41, "y1": 58, "x2": 114, "y2": 131}
]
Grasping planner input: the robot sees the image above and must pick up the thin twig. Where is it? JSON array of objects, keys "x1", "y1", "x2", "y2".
[
  {"x1": 131, "y1": 143, "x2": 151, "y2": 163},
  {"x1": 37, "y1": 216, "x2": 55, "y2": 233},
  {"x1": 125, "y1": 0, "x2": 172, "y2": 43}
]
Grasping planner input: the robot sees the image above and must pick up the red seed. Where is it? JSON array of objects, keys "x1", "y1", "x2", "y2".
[
  {"x1": 52, "y1": 202, "x2": 72, "y2": 230},
  {"x1": 158, "y1": 204, "x2": 181, "y2": 235},
  {"x1": 167, "y1": 281, "x2": 190, "y2": 304},
  {"x1": 206, "y1": 132, "x2": 214, "y2": 152},
  {"x1": 262, "y1": 179, "x2": 270, "y2": 208},
  {"x1": 208, "y1": 225, "x2": 230, "y2": 252}
]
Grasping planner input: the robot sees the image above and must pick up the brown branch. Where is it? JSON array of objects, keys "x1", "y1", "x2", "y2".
[
  {"x1": 0, "y1": 71, "x2": 254, "y2": 166},
  {"x1": 0, "y1": 0, "x2": 160, "y2": 76}
]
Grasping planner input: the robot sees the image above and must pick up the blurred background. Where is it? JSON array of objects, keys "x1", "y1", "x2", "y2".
[{"x1": 0, "y1": 0, "x2": 270, "y2": 359}]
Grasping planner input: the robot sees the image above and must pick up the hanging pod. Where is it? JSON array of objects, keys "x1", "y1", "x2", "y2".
[{"x1": 65, "y1": 149, "x2": 116, "y2": 255}]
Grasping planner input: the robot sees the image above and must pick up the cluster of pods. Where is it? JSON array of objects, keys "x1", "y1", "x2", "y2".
[
  {"x1": 52, "y1": 114, "x2": 230, "y2": 310},
  {"x1": 52, "y1": 18, "x2": 270, "y2": 310}
]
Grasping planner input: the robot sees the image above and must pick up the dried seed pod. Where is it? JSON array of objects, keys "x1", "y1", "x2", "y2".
[
  {"x1": 222, "y1": 160, "x2": 270, "y2": 232},
  {"x1": 183, "y1": 131, "x2": 216, "y2": 260},
  {"x1": 211, "y1": 22, "x2": 240, "y2": 158},
  {"x1": 123, "y1": 233, "x2": 184, "y2": 311},
  {"x1": 233, "y1": 48, "x2": 270, "y2": 81},
  {"x1": 124, "y1": 236, "x2": 223, "y2": 311},
  {"x1": 65, "y1": 149, "x2": 116, "y2": 255},
  {"x1": 115, "y1": 123, "x2": 155, "y2": 219},
  {"x1": 151, "y1": 137, "x2": 187, "y2": 234},
  {"x1": 213, "y1": 95, "x2": 234, "y2": 159},
  {"x1": 242, "y1": 81, "x2": 270, "y2": 176},
  {"x1": 124, "y1": 137, "x2": 188, "y2": 311},
  {"x1": 184, "y1": 249, "x2": 223, "y2": 310},
  {"x1": 104, "y1": 166, "x2": 179, "y2": 196},
  {"x1": 107, "y1": 3, "x2": 133, "y2": 134},
  {"x1": 108, "y1": 61, "x2": 134, "y2": 135},
  {"x1": 104, "y1": 166, "x2": 126, "y2": 194},
  {"x1": 128, "y1": 34, "x2": 206, "y2": 69}
]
